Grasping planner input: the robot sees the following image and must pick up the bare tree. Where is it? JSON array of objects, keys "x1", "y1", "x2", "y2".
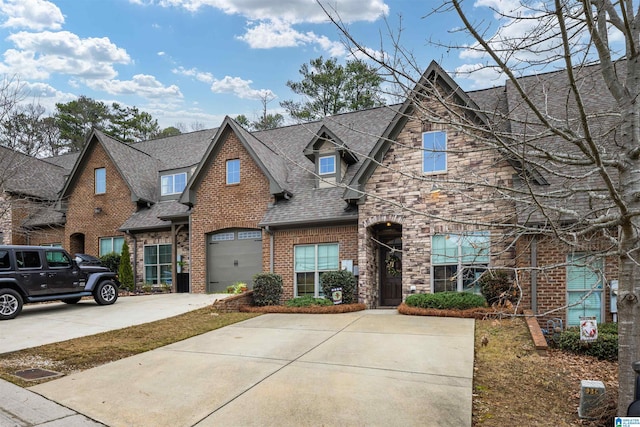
[{"x1": 319, "y1": 0, "x2": 640, "y2": 414}]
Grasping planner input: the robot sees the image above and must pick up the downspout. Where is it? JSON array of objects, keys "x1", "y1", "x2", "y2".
[
  {"x1": 265, "y1": 226, "x2": 274, "y2": 273},
  {"x1": 531, "y1": 234, "x2": 538, "y2": 313}
]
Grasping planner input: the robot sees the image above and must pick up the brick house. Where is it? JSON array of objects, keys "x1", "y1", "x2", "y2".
[{"x1": 5, "y1": 60, "x2": 620, "y2": 328}]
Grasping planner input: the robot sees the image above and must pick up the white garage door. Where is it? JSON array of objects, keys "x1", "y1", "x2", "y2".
[{"x1": 207, "y1": 229, "x2": 263, "y2": 293}]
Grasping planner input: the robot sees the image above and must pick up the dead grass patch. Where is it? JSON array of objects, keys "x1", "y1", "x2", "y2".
[
  {"x1": 473, "y1": 318, "x2": 618, "y2": 426},
  {"x1": 0, "y1": 308, "x2": 257, "y2": 387}
]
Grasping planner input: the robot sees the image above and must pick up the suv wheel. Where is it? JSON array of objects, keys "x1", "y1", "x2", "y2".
[
  {"x1": 94, "y1": 280, "x2": 118, "y2": 305},
  {"x1": 0, "y1": 289, "x2": 23, "y2": 320}
]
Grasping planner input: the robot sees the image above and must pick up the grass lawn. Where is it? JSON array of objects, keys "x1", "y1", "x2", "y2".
[{"x1": 473, "y1": 318, "x2": 618, "y2": 426}]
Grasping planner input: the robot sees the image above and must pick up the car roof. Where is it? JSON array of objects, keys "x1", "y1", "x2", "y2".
[{"x1": 0, "y1": 245, "x2": 65, "y2": 250}]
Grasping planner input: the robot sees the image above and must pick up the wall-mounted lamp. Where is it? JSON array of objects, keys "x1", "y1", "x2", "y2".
[
  {"x1": 429, "y1": 183, "x2": 441, "y2": 194},
  {"x1": 386, "y1": 222, "x2": 392, "y2": 227},
  {"x1": 94, "y1": 207, "x2": 102, "y2": 214}
]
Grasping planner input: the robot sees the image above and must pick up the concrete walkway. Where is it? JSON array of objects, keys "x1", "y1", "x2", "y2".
[{"x1": 28, "y1": 310, "x2": 475, "y2": 427}]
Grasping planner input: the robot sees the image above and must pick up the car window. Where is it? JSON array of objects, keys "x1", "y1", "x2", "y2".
[
  {"x1": 0, "y1": 250, "x2": 9, "y2": 269},
  {"x1": 16, "y1": 251, "x2": 42, "y2": 269},
  {"x1": 46, "y1": 250, "x2": 72, "y2": 268}
]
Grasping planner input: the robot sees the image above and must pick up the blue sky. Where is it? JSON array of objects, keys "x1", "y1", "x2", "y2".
[{"x1": 0, "y1": 0, "x2": 507, "y2": 130}]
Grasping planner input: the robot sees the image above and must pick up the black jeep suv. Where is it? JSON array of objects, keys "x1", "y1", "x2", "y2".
[{"x1": 0, "y1": 245, "x2": 120, "y2": 320}]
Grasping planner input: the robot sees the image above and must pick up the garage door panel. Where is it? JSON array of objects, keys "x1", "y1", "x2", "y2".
[{"x1": 207, "y1": 230, "x2": 262, "y2": 293}]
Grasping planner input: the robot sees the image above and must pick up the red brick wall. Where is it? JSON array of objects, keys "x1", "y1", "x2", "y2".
[
  {"x1": 516, "y1": 234, "x2": 619, "y2": 327},
  {"x1": 64, "y1": 142, "x2": 136, "y2": 256},
  {"x1": 27, "y1": 225, "x2": 65, "y2": 246},
  {"x1": 272, "y1": 224, "x2": 358, "y2": 302},
  {"x1": 189, "y1": 131, "x2": 273, "y2": 293}
]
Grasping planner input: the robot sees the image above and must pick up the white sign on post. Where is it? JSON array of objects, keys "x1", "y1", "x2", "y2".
[{"x1": 579, "y1": 317, "x2": 598, "y2": 342}]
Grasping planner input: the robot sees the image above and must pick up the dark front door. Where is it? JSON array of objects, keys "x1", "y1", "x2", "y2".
[{"x1": 380, "y1": 239, "x2": 402, "y2": 306}]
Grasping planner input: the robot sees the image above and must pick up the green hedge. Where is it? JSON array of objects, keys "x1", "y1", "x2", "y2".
[
  {"x1": 252, "y1": 273, "x2": 283, "y2": 306},
  {"x1": 320, "y1": 270, "x2": 357, "y2": 304},
  {"x1": 404, "y1": 291, "x2": 487, "y2": 310},
  {"x1": 285, "y1": 296, "x2": 333, "y2": 307},
  {"x1": 556, "y1": 323, "x2": 618, "y2": 361}
]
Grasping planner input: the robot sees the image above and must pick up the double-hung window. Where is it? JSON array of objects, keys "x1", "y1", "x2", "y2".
[
  {"x1": 431, "y1": 231, "x2": 490, "y2": 293},
  {"x1": 422, "y1": 131, "x2": 447, "y2": 174},
  {"x1": 566, "y1": 253, "x2": 603, "y2": 326},
  {"x1": 144, "y1": 244, "x2": 172, "y2": 285},
  {"x1": 95, "y1": 168, "x2": 106, "y2": 194},
  {"x1": 226, "y1": 159, "x2": 240, "y2": 184},
  {"x1": 294, "y1": 243, "x2": 339, "y2": 297},
  {"x1": 99, "y1": 236, "x2": 124, "y2": 256},
  {"x1": 161, "y1": 172, "x2": 187, "y2": 196}
]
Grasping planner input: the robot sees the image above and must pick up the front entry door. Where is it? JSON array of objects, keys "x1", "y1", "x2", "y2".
[{"x1": 380, "y1": 238, "x2": 402, "y2": 306}]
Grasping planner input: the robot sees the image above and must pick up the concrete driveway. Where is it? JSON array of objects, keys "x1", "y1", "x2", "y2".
[
  {"x1": 0, "y1": 293, "x2": 228, "y2": 354},
  {"x1": 29, "y1": 310, "x2": 475, "y2": 427}
]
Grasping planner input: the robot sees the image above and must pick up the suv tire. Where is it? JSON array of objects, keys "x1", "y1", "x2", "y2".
[
  {"x1": 94, "y1": 280, "x2": 118, "y2": 305},
  {"x1": 0, "y1": 288, "x2": 23, "y2": 320}
]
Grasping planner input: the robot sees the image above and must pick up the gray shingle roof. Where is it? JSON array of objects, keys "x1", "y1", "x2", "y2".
[
  {"x1": 95, "y1": 130, "x2": 160, "y2": 203},
  {"x1": 468, "y1": 63, "x2": 621, "y2": 225},
  {"x1": 131, "y1": 128, "x2": 216, "y2": 171},
  {"x1": 119, "y1": 200, "x2": 189, "y2": 231},
  {"x1": 0, "y1": 145, "x2": 67, "y2": 200}
]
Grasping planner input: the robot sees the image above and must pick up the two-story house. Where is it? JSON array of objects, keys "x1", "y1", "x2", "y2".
[{"x1": 5, "y1": 60, "x2": 620, "y2": 329}]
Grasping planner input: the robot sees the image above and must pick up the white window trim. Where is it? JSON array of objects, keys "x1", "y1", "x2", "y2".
[
  {"x1": 226, "y1": 159, "x2": 240, "y2": 185},
  {"x1": 144, "y1": 243, "x2": 172, "y2": 285},
  {"x1": 95, "y1": 168, "x2": 106, "y2": 194},
  {"x1": 99, "y1": 236, "x2": 124, "y2": 256},
  {"x1": 318, "y1": 155, "x2": 336, "y2": 175},
  {"x1": 422, "y1": 131, "x2": 447, "y2": 175},
  {"x1": 294, "y1": 243, "x2": 339, "y2": 298},
  {"x1": 161, "y1": 172, "x2": 187, "y2": 196},
  {"x1": 430, "y1": 232, "x2": 490, "y2": 293}
]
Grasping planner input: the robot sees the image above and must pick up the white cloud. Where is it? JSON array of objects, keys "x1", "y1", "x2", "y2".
[
  {"x1": 1, "y1": 31, "x2": 130, "y2": 80},
  {"x1": 0, "y1": 0, "x2": 64, "y2": 30},
  {"x1": 132, "y1": 0, "x2": 387, "y2": 57},
  {"x1": 138, "y1": 0, "x2": 388, "y2": 24},
  {"x1": 238, "y1": 19, "x2": 345, "y2": 55},
  {"x1": 210, "y1": 75, "x2": 274, "y2": 100},
  {"x1": 454, "y1": 63, "x2": 505, "y2": 89},
  {"x1": 172, "y1": 66, "x2": 214, "y2": 83},
  {"x1": 86, "y1": 74, "x2": 184, "y2": 99}
]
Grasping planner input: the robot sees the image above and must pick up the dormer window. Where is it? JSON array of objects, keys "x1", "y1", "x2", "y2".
[
  {"x1": 303, "y1": 126, "x2": 358, "y2": 189},
  {"x1": 319, "y1": 155, "x2": 336, "y2": 175},
  {"x1": 161, "y1": 172, "x2": 187, "y2": 196}
]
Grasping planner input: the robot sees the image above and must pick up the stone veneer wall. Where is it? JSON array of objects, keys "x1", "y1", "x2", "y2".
[
  {"x1": 130, "y1": 228, "x2": 189, "y2": 288},
  {"x1": 358, "y1": 98, "x2": 515, "y2": 307},
  {"x1": 189, "y1": 131, "x2": 272, "y2": 293}
]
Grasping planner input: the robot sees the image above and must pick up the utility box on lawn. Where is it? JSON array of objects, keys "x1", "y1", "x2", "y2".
[{"x1": 578, "y1": 380, "x2": 606, "y2": 419}]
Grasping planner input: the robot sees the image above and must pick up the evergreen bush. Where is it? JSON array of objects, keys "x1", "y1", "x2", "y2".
[
  {"x1": 252, "y1": 273, "x2": 283, "y2": 306},
  {"x1": 285, "y1": 296, "x2": 333, "y2": 307},
  {"x1": 100, "y1": 252, "x2": 121, "y2": 273},
  {"x1": 478, "y1": 269, "x2": 518, "y2": 305},
  {"x1": 556, "y1": 323, "x2": 618, "y2": 361},
  {"x1": 404, "y1": 291, "x2": 486, "y2": 310},
  {"x1": 320, "y1": 270, "x2": 357, "y2": 304},
  {"x1": 118, "y1": 241, "x2": 134, "y2": 292}
]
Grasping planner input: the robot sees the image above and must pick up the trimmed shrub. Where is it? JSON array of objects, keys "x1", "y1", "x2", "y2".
[
  {"x1": 556, "y1": 323, "x2": 618, "y2": 361},
  {"x1": 478, "y1": 269, "x2": 518, "y2": 305},
  {"x1": 252, "y1": 273, "x2": 283, "y2": 306},
  {"x1": 285, "y1": 296, "x2": 333, "y2": 307},
  {"x1": 405, "y1": 291, "x2": 486, "y2": 310},
  {"x1": 320, "y1": 270, "x2": 357, "y2": 304},
  {"x1": 100, "y1": 252, "x2": 121, "y2": 273},
  {"x1": 118, "y1": 241, "x2": 134, "y2": 292}
]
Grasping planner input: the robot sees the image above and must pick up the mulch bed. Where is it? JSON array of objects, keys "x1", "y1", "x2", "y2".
[
  {"x1": 239, "y1": 303, "x2": 366, "y2": 314},
  {"x1": 397, "y1": 303, "x2": 509, "y2": 319}
]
